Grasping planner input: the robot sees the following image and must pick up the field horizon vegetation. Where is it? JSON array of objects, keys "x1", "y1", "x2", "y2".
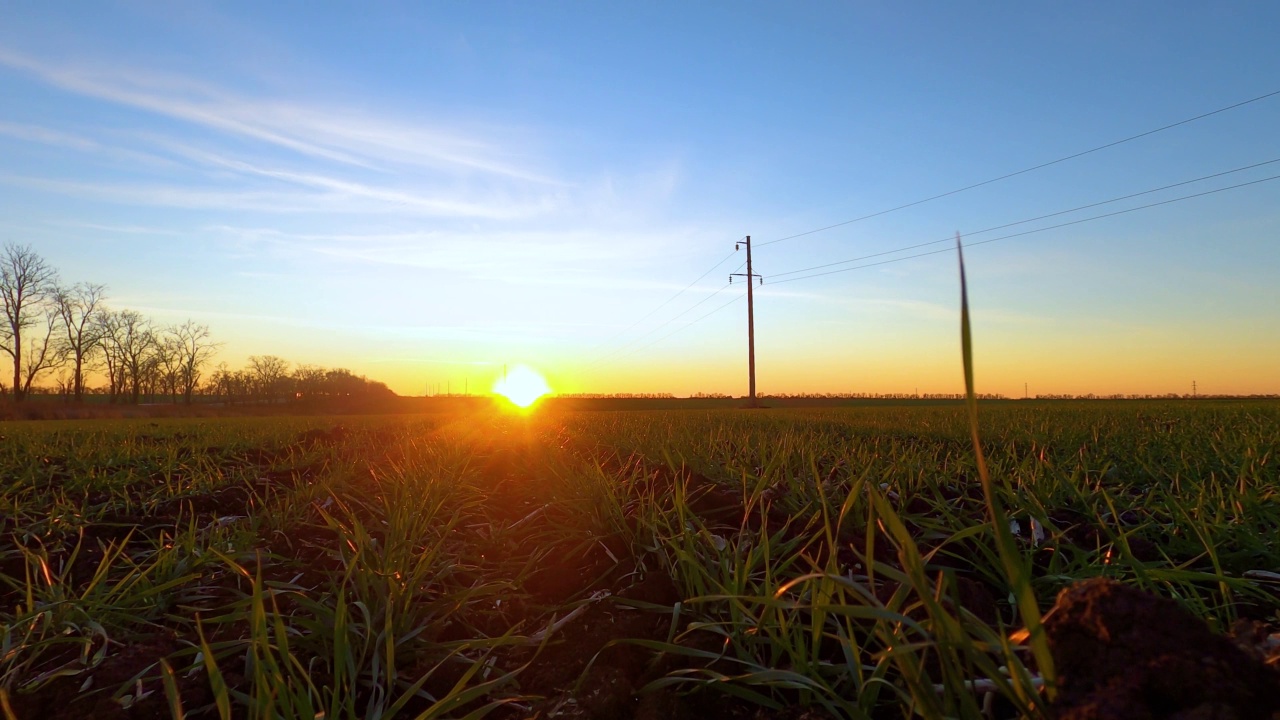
[{"x1": 3, "y1": 387, "x2": 1279, "y2": 718}]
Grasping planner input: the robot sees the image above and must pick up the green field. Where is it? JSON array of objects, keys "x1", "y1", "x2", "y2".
[{"x1": 1, "y1": 401, "x2": 1277, "y2": 719}]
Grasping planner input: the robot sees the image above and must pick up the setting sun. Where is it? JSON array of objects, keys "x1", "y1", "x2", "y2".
[{"x1": 493, "y1": 365, "x2": 552, "y2": 408}]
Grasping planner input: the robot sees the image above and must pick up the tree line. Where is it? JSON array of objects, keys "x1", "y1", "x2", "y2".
[
  {"x1": 556, "y1": 392, "x2": 678, "y2": 399},
  {"x1": 205, "y1": 359, "x2": 393, "y2": 405},
  {"x1": 0, "y1": 244, "x2": 392, "y2": 404}
]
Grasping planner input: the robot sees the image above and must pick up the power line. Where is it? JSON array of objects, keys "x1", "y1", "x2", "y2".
[
  {"x1": 591, "y1": 166, "x2": 1278, "y2": 371},
  {"x1": 756, "y1": 88, "x2": 1280, "y2": 248},
  {"x1": 587, "y1": 90, "x2": 1280, "y2": 371},
  {"x1": 587, "y1": 271, "x2": 743, "y2": 367},
  {"x1": 768, "y1": 172, "x2": 1280, "y2": 285},
  {"x1": 770, "y1": 157, "x2": 1280, "y2": 280},
  {"x1": 608, "y1": 291, "x2": 746, "y2": 361},
  {"x1": 588, "y1": 243, "x2": 741, "y2": 353},
  {"x1": 587, "y1": 91, "x2": 1280, "y2": 374}
]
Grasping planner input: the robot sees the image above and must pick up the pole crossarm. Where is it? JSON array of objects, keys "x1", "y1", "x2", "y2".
[{"x1": 729, "y1": 239, "x2": 764, "y2": 285}]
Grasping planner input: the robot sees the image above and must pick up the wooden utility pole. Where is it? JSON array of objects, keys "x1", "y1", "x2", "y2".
[{"x1": 730, "y1": 236, "x2": 762, "y2": 408}]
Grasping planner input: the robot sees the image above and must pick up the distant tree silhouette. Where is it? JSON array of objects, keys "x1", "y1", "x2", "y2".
[
  {"x1": 0, "y1": 250, "x2": 412, "y2": 407},
  {"x1": 54, "y1": 282, "x2": 107, "y2": 402},
  {"x1": 249, "y1": 355, "x2": 290, "y2": 403},
  {"x1": 98, "y1": 309, "x2": 157, "y2": 404},
  {"x1": 169, "y1": 321, "x2": 219, "y2": 404},
  {"x1": 0, "y1": 244, "x2": 60, "y2": 401},
  {"x1": 293, "y1": 364, "x2": 327, "y2": 400}
]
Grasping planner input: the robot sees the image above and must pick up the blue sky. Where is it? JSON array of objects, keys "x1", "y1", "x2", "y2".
[{"x1": 2, "y1": 2, "x2": 1278, "y2": 396}]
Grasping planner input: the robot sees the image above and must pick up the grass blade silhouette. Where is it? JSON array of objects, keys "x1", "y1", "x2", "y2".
[{"x1": 957, "y1": 232, "x2": 1057, "y2": 704}]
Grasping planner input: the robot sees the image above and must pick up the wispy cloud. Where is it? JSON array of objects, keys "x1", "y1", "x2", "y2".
[
  {"x1": 147, "y1": 140, "x2": 567, "y2": 218},
  {"x1": 0, "y1": 174, "x2": 331, "y2": 213},
  {"x1": 112, "y1": 302, "x2": 318, "y2": 328},
  {"x1": 0, "y1": 47, "x2": 558, "y2": 183},
  {"x1": 202, "y1": 224, "x2": 709, "y2": 286},
  {"x1": 0, "y1": 120, "x2": 181, "y2": 169},
  {"x1": 0, "y1": 46, "x2": 700, "y2": 238},
  {"x1": 50, "y1": 220, "x2": 184, "y2": 236},
  {"x1": 0, "y1": 120, "x2": 100, "y2": 151},
  {"x1": 0, "y1": 48, "x2": 590, "y2": 220},
  {"x1": 865, "y1": 297, "x2": 1043, "y2": 325},
  {"x1": 116, "y1": 302, "x2": 572, "y2": 345},
  {"x1": 760, "y1": 288, "x2": 1045, "y2": 326},
  {"x1": 0, "y1": 173, "x2": 557, "y2": 219}
]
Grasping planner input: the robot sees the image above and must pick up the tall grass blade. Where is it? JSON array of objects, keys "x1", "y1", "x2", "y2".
[
  {"x1": 0, "y1": 689, "x2": 16, "y2": 720},
  {"x1": 957, "y1": 233, "x2": 1057, "y2": 702},
  {"x1": 159, "y1": 658, "x2": 185, "y2": 720},
  {"x1": 196, "y1": 618, "x2": 232, "y2": 720}
]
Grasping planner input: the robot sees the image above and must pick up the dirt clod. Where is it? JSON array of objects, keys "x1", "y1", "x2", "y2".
[{"x1": 1044, "y1": 577, "x2": 1280, "y2": 720}]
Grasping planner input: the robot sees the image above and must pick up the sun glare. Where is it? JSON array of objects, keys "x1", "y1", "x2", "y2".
[{"x1": 493, "y1": 365, "x2": 552, "y2": 409}]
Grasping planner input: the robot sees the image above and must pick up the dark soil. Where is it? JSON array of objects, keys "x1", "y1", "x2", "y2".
[
  {"x1": 1044, "y1": 577, "x2": 1280, "y2": 720},
  {"x1": 5, "y1": 631, "x2": 208, "y2": 720}
]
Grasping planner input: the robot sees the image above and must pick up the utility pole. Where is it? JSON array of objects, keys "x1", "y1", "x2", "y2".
[
  {"x1": 1192, "y1": 380, "x2": 1197, "y2": 398},
  {"x1": 730, "y1": 236, "x2": 762, "y2": 408}
]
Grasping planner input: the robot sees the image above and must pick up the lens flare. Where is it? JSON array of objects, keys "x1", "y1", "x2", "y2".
[{"x1": 493, "y1": 365, "x2": 551, "y2": 409}]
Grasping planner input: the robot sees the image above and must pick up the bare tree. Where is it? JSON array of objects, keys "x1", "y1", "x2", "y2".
[
  {"x1": 54, "y1": 283, "x2": 107, "y2": 402},
  {"x1": 99, "y1": 309, "x2": 156, "y2": 404},
  {"x1": 293, "y1": 363, "x2": 326, "y2": 400},
  {"x1": 232, "y1": 369, "x2": 254, "y2": 403},
  {"x1": 95, "y1": 310, "x2": 126, "y2": 402},
  {"x1": 0, "y1": 244, "x2": 60, "y2": 401},
  {"x1": 139, "y1": 352, "x2": 164, "y2": 400},
  {"x1": 326, "y1": 368, "x2": 364, "y2": 397},
  {"x1": 18, "y1": 305, "x2": 65, "y2": 397},
  {"x1": 248, "y1": 355, "x2": 290, "y2": 403},
  {"x1": 209, "y1": 362, "x2": 233, "y2": 404},
  {"x1": 54, "y1": 370, "x2": 73, "y2": 399},
  {"x1": 155, "y1": 333, "x2": 184, "y2": 403},
  {"x1": 169, "y1": 321, "x2": 219, "y2": 404}
]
